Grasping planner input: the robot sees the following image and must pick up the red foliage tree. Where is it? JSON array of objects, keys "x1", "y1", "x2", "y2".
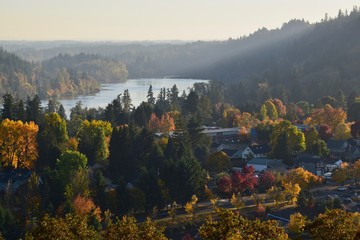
[
  {"x1": 217, "y1": 175, "x2": 232, "y2": 195},
  {"x1": 231, "y1": 166, "x2": 258, "y2": 194},
  {"x1": 259, "y1": 171, "x2": 276, "y2": 190},
  {"x1": 318, "y1": 124, "x2": 333, "y2": 141}
]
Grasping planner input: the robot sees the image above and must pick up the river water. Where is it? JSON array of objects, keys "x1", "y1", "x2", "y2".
[{"x1": 43, "y1": 78, "x2": 208, "y2": 116}]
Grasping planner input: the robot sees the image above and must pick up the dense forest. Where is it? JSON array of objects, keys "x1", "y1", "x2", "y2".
[
  {"x1": 0, "y1": 78, "x2": 359, "y2": 238},
  {"x1": 0, "y1": 49, "x2": 128, "y2": 99}
]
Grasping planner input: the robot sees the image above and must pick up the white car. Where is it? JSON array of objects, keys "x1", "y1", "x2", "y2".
[{"x1": 337, "y1": 186, "x2": 347, "y2": 191}]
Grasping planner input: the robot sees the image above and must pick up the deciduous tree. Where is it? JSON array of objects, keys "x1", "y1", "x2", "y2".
[
  {"x1": 306, "y1": 209, "x2": 360, "y2": 240},
  {"x1": 0, "y1": 119, "x2": 39, "y2": 169},
  {"x1": 78, "y1": 119, "x2": 112, "y2": 165}
]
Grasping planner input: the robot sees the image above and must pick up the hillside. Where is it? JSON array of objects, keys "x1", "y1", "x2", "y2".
[
  {"x1": 190, "y1": 9, "x2": 360, "y2": 103},
  {"x1": 2, "y1": 8, "x2": 360, "y2": 103},
  {"x1": 42, "y1": 53, "x2": 128, "y2": 83},
  {"x1": 0, "y1": 48, "x2": 100, "y2": 99}
]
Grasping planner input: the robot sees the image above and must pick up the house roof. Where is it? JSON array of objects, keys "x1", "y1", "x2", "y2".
[
  {"x1": 249, "y1": 145, "x2": 271, "y2": 155},
  {"x1": 347, "y1": 138, "x2": 358, "y2": 147},
  {"x1": 221, "y1": 149, "x2": 238, "y2": 158},
  {"x1": 297, "y1": 154, "x2": 322, "y2": 163},
  {"x1": 247, "y1": 158, "x2": 287, "y2": 172},
  {"x1": 327, "y1": 139, "x2": 347, "y2": 149},
  {"x1": 217, "y1": 143, "x2": 247, "y2": 151}
]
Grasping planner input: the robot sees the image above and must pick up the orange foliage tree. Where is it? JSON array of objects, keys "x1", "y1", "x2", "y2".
[
  {"x1": 0, "y1": 119, "x2": 39, "y2": 169},
  {"x1": 306, "y1": 104, "x2": 347, "y2": 131},
  {"x1": 148, "y1": 113, "x2": 175, "y2": 133}
]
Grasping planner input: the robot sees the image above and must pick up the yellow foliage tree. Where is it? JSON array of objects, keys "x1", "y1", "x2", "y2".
[
  {"x1": 285, "y1": 167, "x2": 322, "y2": 190},
  {"x1": 332, "y1": 162, "x2": 349, "y2": 185},
  {"x1": 288, "y1": 212, "x2": 307, "y2": 237},
  {"x1": 334, "y1": 123, "x2": 351, "y2": 140},
  {"x1": 185, "y1": 195, "x2": 198, "y2": 221},
  {"x1": 0, "y1": 119, "x2": 39, "y2": 169},
  {"x1": 283, "y1": 183, "x2": 301, "y2": 204}
]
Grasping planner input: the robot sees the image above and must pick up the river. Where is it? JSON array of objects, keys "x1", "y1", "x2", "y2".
[{"x1": 43, "y1": 78, "x2": 208, "y2": 116}]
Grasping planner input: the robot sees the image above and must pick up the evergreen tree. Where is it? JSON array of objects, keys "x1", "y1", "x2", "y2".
[
  {"x1": 1, "y1": 93, "x2": 16, "y2": 120},
  {"x1": 58, "y1": 104, "x2": 67, "y2": 119},
  {"x1": 122, "y1": 89, "x2": 133, "y2": 113},
  {"x1": 108, "y1": 125, "x2": 135, "y2": 181},
  {"x1": 16, "y1": 99, "x2": 26, "y2": 121},
  {"x1": 147, "y1": 85, "x2": 155, "y2": 104},
  {"x1": 26, "y1": 94, "x2": 44, "y2": 124},
  {"x1": 46, "y1": 99, "x2": 60, "y2": 114}
]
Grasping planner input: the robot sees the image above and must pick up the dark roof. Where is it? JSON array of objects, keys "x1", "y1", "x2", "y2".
[
  {"x1": 347, "y1": 139, "x2": 359, "y2": 147},
  {"x1": 249, "y1": 145, "x2": 271, "y2": 154},
  {"x1": 221, "y1": 149, "x2": 238, "y2": 158},
  {"x1": 327, "y1": 139, "x2": 346, "y2": 149},
  {"x1": 297, "y1": 157, "x2": 323, "y2": 164}
]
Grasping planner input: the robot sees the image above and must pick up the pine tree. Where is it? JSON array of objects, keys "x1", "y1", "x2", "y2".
[
  {"x1": 147, "y1": 85, "x2": 155, "y2": 104},
  {"x1": 1, "y1": 93, "x2": 16, "y2": 120}
]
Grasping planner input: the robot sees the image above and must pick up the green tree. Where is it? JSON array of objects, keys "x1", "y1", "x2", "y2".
[
  {"x1": 58, "y1": 104, "x2": 67, "y2": 119},
  {"x1": 270, "y1": 120, "x2": 305, "y2": 164},
  {"x1": 38, "y1": 112, "x2": 68, "y2": 169},
  {"x1": 206, "y1": 151, "x2": 231, "y2": 173},
  {"x1": 264, "y1": 100, "x2": 278, "y2": 120},
  {"x1": 122, "y1": 89, "x2": 133, "y2": 113},
  {"x1": 56, "y1": 150, "x2": 89, "y2": 201},
  {"x1": 305, "y1": 127, "x2": 319, "y2": 152},
  {"x1": 1, "y1": 93, "x2": 16, "y2": 120},
  {"x1": 258, "y1": 104, "x2": 268, "y2": 121},
  {"x1": 77, "y1": 120, "x2": 112, "y2": 165},
  {"x1": 108, "y1": 124, "x2": 135, "y2": 181},
  {"x1": 26, "y1": 94, "x2": 44, "y2": 125},
  {"x1": 147, "y1": 85, "x2": 156, "y2": 105}
]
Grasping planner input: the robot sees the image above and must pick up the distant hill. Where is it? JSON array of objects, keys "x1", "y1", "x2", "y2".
[
  {"x1": 42, "y1": 53, "x2": 128, "y2": 83},
  {"x1": 189, "y1": 10, "x2": 360, "y2": 103},
  {"x1": 0, "y1": 48, "x2": 100, "y2": 99},
  {"x1": 2, "y1": 8, "x2": 360, "y2": 103}
]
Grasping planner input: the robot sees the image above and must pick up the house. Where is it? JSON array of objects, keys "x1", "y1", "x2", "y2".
[
  {"x1": 0, "y1": 169, "x2": 32, "y2": 193},
  {"x1": 324, "y1": 159, "x2": 343, "y2": 173},
  {"x1": 326, "y1": 139, "x2": 348, "y2": 160},
  {"x1": 296, "y1": 154, "x2": 325, "y2": 176},
  {"x1": 216, "y1": 143, "x2": 247, "y2": 158},
  {"x1": 203, "y1": 127, "x2": 241, "y2": 144},
  {"x1": 347, "y1": 139, "x2": 360, "y2": 161},
  {"x1": 242, "y1": 145, "x2": 271, "y2": 160},
  {"x1": 246, "y1": 158, "x2": 287, "y2": 173}
]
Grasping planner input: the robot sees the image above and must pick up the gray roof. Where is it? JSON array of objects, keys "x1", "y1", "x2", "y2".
[
  {"x1": 249, "y1": 145, "x2": 271, "y2": 154},
  {"x1": 327, "y1": 139, "x2": 346, "y2": 149}
]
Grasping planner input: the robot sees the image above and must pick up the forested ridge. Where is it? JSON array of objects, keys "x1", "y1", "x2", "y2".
[
  {"x1": 2, "y1": 8, "x2": 360, "y2": 104},
  {"x1": 0, "y1": 49, "x2": 128, "y2": 99}
]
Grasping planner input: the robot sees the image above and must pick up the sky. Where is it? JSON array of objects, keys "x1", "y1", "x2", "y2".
[{"x1": 0, "y1": 0, "x2": 359, "y2": 41}]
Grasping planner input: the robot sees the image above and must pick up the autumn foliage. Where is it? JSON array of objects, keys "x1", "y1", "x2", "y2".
[
  {"x1": 148, "y1": 113, "x2": 175, "y2": 133},
  {"x1": 0, "y1": 119, "x2": 39, "y2": 169}
]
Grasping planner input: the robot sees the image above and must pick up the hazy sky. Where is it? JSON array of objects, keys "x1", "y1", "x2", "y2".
[{"x1": 0, "y1": 0, "x2": 359, "y2": 41}]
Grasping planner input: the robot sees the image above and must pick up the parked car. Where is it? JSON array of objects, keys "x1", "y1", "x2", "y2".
[
  {"x1": 337, "y1": 186, "x2": 347, "y2": 191},
  {"x1": 343, "y1": 198, "x2": 353, "y2": 204}
]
